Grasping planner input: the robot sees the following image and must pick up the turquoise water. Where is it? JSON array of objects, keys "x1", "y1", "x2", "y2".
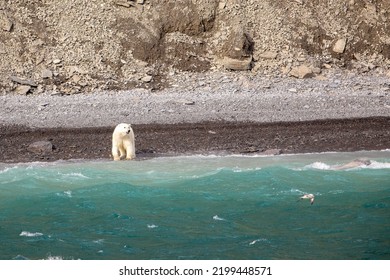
[{"x1": 1, "y1": 151, "x2": 389, "y2": 260}]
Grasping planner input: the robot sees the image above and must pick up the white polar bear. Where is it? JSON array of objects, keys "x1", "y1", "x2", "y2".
[{"x1": 112, "y1": 123, "x2": 136, "y2": 161}]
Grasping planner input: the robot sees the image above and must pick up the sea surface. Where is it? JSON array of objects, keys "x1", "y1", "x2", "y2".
[{"x1": 0, "y1": 151, "x2": 389, "y2": 260}]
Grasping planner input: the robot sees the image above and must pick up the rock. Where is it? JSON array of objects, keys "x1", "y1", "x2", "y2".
[
  {"x1": 27, "y1": 141, "x2": 53, "y2": 154},
  {"x1": 141, "y1": 75, "x2": 153, "y2": 83},
  {"x1": 261, "y1": 149, "x2": 282, "y2": 156},
  {"x1": 72, "y1": 75, "x2": 82, "y2": 83},
  {"x1": 0, "y1": 13, "x2": 13, "y2": 32},
  {"x1": 183, "y1": 100, "x2": 195, "y2": 105},
  {"x1": 259, "y1": 51, "x2": 278, "y2": 59},
  {"x1": 312, "y1": 67, "x2": 322, "y2": 74},
  {"x1": 14, "y1": 85, "x2": 31, "y2": 95},
  {"x1": 218, "y1": 1, "x2": 226, "y2": 9},
  {"x1": 333, "y1": 38, "x2": 347, "y2": 54},
  {"x1": 221, "y1": 56, "x2": 252, "y2": 71},
  {"x1": 53, "y1": 59, "x2": 62, "y2": 64},
  {"x1": 10, "y1": 76, "x2": 37, "y2": 87},
  {"x1": 240, "y1": 147, "x2": 260, "y2": 153},
  {"x1": 115, "y1": 1, "x2": 135, "y2": 8},
  {"x1": 289, "y1": 65, "x2": 313, "y2": 79},
  {"x1": 41, "y1": 69, "x2": 53, "y2": 79},
  {"x1": 136, "y1": 0, "x2": 145, "y2": 4}
]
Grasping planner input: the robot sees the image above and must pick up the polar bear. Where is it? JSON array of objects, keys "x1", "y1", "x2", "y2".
[{"x1": 112, "y1": 123, "x2": 136, "y2": 161}]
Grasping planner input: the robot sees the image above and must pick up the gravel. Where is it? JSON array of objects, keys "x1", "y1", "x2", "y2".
[{"x1": 1, "y1": 72, "x2": 389, "y2": 128}]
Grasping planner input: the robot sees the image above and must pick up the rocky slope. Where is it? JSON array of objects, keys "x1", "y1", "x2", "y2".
[{"x1": 1, "y1": 0, "x2": 390, "y2": 95}]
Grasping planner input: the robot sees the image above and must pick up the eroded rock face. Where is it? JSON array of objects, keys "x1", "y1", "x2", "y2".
[{"x1": 1, "y1": 0, "x2": 389, "y2": 94}]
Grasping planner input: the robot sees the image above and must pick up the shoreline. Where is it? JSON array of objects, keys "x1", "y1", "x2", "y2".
[
  {"x1": 1, "y1": 117, "x2": 389, "y2": 164},
  {"x1": 1, "y1": 73, "x2": 389, "y2": 163}
]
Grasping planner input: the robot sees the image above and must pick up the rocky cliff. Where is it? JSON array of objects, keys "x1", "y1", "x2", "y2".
[{"x1": 1, "y1": 0, "x2": 389, "y2": 94}]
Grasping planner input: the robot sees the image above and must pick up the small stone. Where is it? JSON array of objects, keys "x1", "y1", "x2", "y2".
[
  {"x1": 137, "y1": 0, "x2": 145, "y2": 4},
  {"x1": 289, "y1": 65, "x2": 313, "y2": 79},
  {"x1": 261, "y1": 149, "x2": 282, "y2": 156},
  {"x1": 323, "y1": 63, "x2": 332, "y2": 69},
  {"x1": 218, "y1": 1, "x2": 226, "y2": 9},
  {"x1": 312, "y1": 67, "x2": 322, "y2": 74},
  {"x1": 115, "y1": 1, "x2": 135, "y2": 8},
  {"x1": 208, "y1": 130, "x2": 217, "y2": 134},
  {"x1": 53, "y1": 59, "x2": 62, "y2": 64},
  {"x1": 221, "y1": 56, "x2": 252, "y2": 71},
  {"x1": 333, "y1": 38, "x2": 347, "y2": 54},
  {"x1": 10, "y1": 76, "x2": 37, "y2": 87},
  {"x1": 72, "y1": 75, "x2": 81, "y2": 83},
  {"x1": 14, "y1": 85, "x2": 31, "y2": 95},
  {"x1": 0, "y1": 13, "x2": 13, "y2": 32},
  {"x1": 41, "y1": 69, "x2": 53, "y2": 79},
  {"x1": 259, "y1": 51, "x2": 278, "y2": 59},
  {"x1": 27, "y1": 141, "x2": 53, "y2": 154},
  {"x1": 184, "y1": 100, "x2": 195, "y2": 105},
  {"x1": 141, "y1": 75, "x2": 153, "y2": 83}
]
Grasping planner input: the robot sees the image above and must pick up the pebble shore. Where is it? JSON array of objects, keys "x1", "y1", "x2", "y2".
[{"x1": 1, "y1": 72, "x2": 389, "y2": 128}]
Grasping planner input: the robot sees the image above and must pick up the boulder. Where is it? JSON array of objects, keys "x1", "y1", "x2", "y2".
[
  {"x1": 259, "y1": 51, "x2": 278, "y2": 59},
  {"x1": 333, "y1": 38, "x2": 347, "y2": 54},
  {"x1": 10, "y1": 76, "x2": 37, "y2": 87},
  {"x1": 14, "y1": 85, "x2": 31, "y2": 95},
  {"x1": 221, "y1": 56, "x2": 252, "y2": 71},
  {"x1": 27, "y1": 141, "x2": 53, "y2": 154},
  {"x1": 289, "y1": 65, "x2": 313, "y2": 79},
  {"x1": 261, "y1": 149, "x2": 282, "y2": 156},
  {"x1": 42, "y1": 69, "x2": 53, "y2": 79},
  {"x1": 0, "y1": 12, "x2": 13, "y2": 32}
]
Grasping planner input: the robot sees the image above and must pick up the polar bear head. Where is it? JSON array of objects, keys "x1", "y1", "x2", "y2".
[{"x1": 114, "y1": 123, "x2": 133, "y2": 137}]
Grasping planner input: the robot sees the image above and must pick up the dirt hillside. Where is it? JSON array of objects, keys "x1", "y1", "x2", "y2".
[{"x1": 1, "y1": 0, "x2": 389, "y2": 94}]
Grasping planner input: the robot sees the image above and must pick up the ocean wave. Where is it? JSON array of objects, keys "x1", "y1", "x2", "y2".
[
  {"x1": 301, "y1": 160, "x2": 390, "y2": 171},
  {"x1": 362, "y1": 161, "x2": 390, "y2": 169},
  {"x1": 213, "y1": 215, "x2": 226, "y2": 221},
  {"x1": 249, "y1": 238, "x2": 270, "y2": 245},
  {"x1": 0, "y1": 166, "x2": 18, "y2": 174},
  {"x1": 59, "y1": 172, "x2": 90, "y2": 179},
  {"x1": 232, "y1": 166, "x2": 262, "y2": 173},
  {"x1": 43, "y1": 255, "x2": 64, "y2": 260},
  {"x1": 304, "y1": 162, "x2": 332, "y2": 170},
  {"x1": 20, "y1": 231, "x2": 44, "y2": 237},
  {"x1": 147, "y1": 224, "x2": 158, "y2": 229},
  {"x1": 56, "y1": 190, "x2": 72, "y2": 198}
]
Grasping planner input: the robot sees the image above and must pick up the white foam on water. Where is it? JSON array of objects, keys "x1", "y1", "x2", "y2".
[
  {"x1": 213, "y1": 215, "x2": 226, "y2": 221},
  {"x1": 362, "y1": 160, "x2": 390, "y2": 169},
  {"x1": 56, "y1": 190, "x2": 73, "y2": 197},
  {"x1": 300, "y1": 160, "x2": 390, "y2": 171},
  {"x1": 305, "y1": 162, "x2": 332, "y2": 170},
  {"x1": 59, "y1": 172, "x2": 90, "y2": 179},
  {"x1": 249, "y1": 238, "x2": 269, "y2": 245},
  {"x1": 45, "y1": 255, "x2": 64, "y2": 260},
  {"x1": 147, "y1": 224, "x2": 158, "y2": 229},
  {"x1": 0, "y1": 166, "x2": 18, "y2": 174},
  {"x1": 20, "y1": 231, "x2": 44, "y2": 237}
]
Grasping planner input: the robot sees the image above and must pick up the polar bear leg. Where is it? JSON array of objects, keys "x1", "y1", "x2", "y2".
[
  {"x1": 125, "y1": 141, "x2": 136, "y2": 160},
  {"x1": 112, "y1": 146, "x2": 121, "y2": 161},
  {"x1": 119, "y1": 146, "x2": 126, "y2": 159}
]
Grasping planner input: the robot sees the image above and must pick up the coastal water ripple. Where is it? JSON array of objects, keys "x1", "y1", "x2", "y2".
[{"x1": 0, "y1": 151, "x2": 389, "y2": 260}]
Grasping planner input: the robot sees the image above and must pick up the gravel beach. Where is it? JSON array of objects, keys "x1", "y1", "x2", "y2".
[{"x1": 1, "y1": 71, "x2": 390, "y2": 163}]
